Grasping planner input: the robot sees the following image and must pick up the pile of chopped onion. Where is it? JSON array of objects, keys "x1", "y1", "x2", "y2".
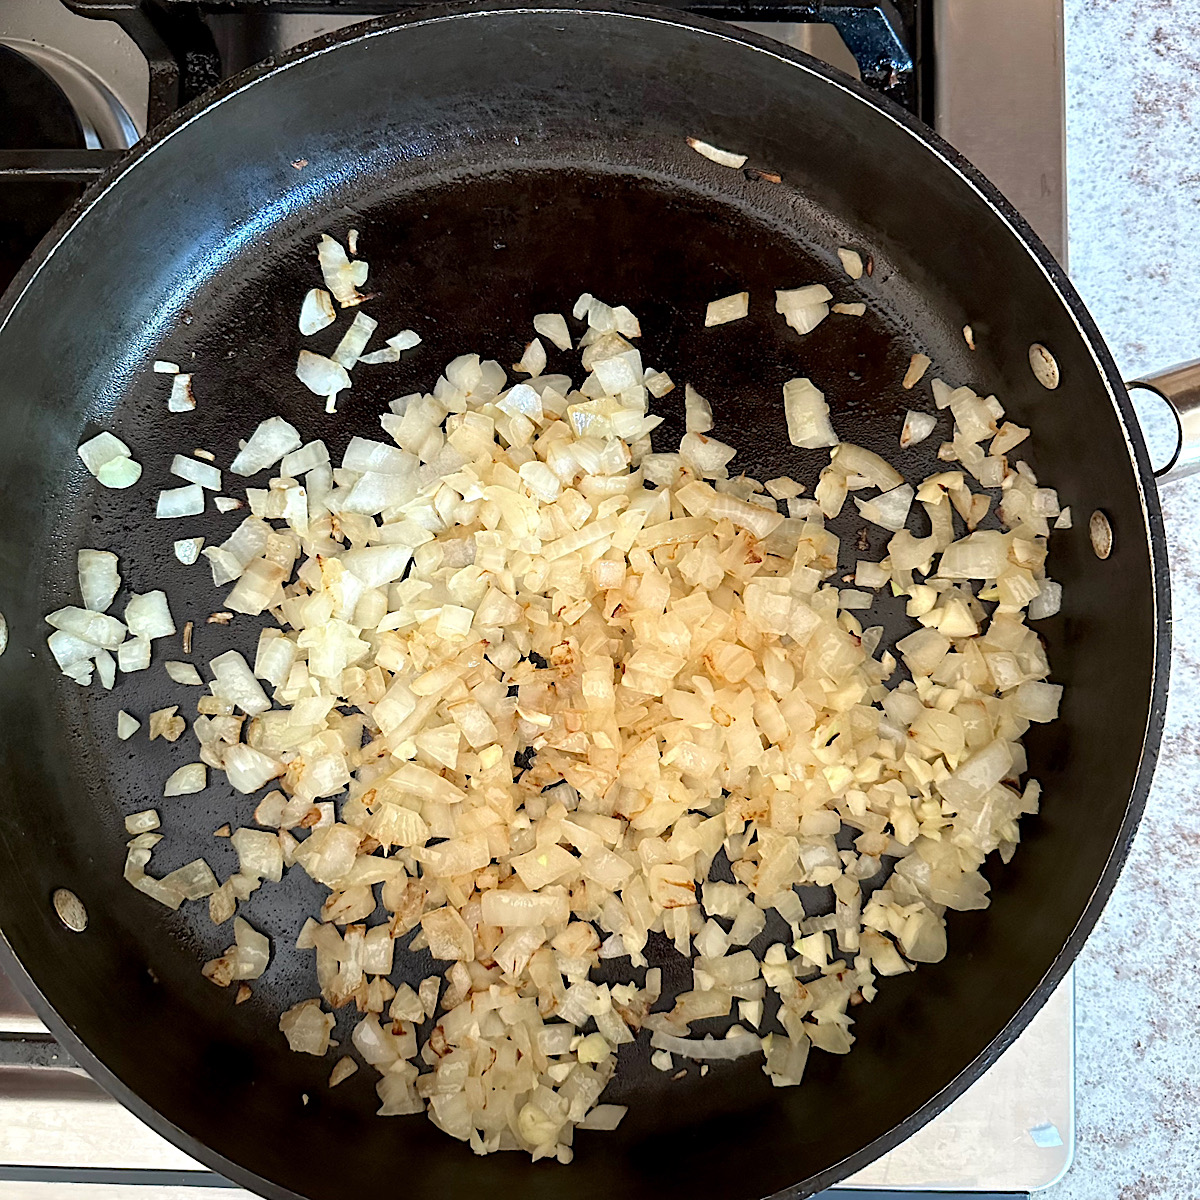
[{"x1": 50, "y1": 232, "x2": 1066, "y2": 1162}]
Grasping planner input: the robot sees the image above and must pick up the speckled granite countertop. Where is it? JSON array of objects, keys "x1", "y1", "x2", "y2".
[{"x1": 1047, "y1": 3, "x2": 1200, "y2": 1196}]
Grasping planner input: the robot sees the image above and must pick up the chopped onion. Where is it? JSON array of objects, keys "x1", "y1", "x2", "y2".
[
  {"x1": 776, "y1": 286, "x2": 832, "y2": 336},
  {"x1": 330, "y1": 1057, "x2": 358, "y2": 1087},
  {"x1": 705, "y1": 292, "x2": 749, "y2": 327},
  {"x1": 166, "y1": 661, "x2": 203, "y2": 685},
  {"x1": 45, "y1": 606, "x2": 125, "y2": 649},
  {"x1": 902, "y1": 353, "x2": 932, "y2": 389},
  {"x1": 117, "y1": 636, "x2": 151, "y2": 672},
  {"x1": 171, "y1": 455, "x2": 221, "y2": 490},
  {"x1": 117, "y1": 710, "x2": 140, "y2": 740},
  {"x1": 164, "y1": 763, "x2": 206, "y2": 796},
  {"x1": 153, "y1": 360, "x2": 179, "y2": 374},
  {"x1": 125, "y1": 591, "x2": 175, "y2": 639},
  {"x1": 168, "y1": 374, "x2": 195, "y2": 412},
  {"x1": 356, "y1": 329, "x2": 424, "y2": 365},
  {"x1": 900, "y1": 410, "x2": 937, "y2": 448},
  {"x1": 317, "y1": 234, "x2": 367, "y2": 307},
  {"x1": 832, "y1": 302, "x2": 866, "y2": 317},
  {"x1": 78, "y1": 432, "x2": 141, "y2": 488},
  {"x1": 174, "y1": 537, "x2": 204, "y2": 565},
  {"x1": 75, "y1": 277, "x2": 1065, "y2": 1163},
  {"x1": 299, "y1": 288, "x2": 336, "y2": 335},
  {"x1": 837, "y1": 248, "x2": 864, "y2": 280},
  {"x1": 333, "y1": 311, "x2": 379, "y2": 370},
  {"x1": 534, "y1": 313, "x2": 572, "y2": 351},
  {"x1": 230, "y1": 416, "x2": 302, "y2": 476},
  {"x1": 156, "y1": 483, "x2": 205, "y2": 519},
  {"x1": 686, "y1": 136, "x2": 747, "y2": 168},
  {"x1": 855, "y1": 483, "x2": 913, "y2": 532},
  {"x1": 783, "y1": 377, "x2": 837, "y2": 448},
  {"x1": 78, "y1": 550, "x2": 120, "y2": 613},
  {"x1": 650, "y1": 1030, "x2": 762, "y2": 1060},
  {"x1": 296, "y1": 350, "x2": 351, "y2": 408}
]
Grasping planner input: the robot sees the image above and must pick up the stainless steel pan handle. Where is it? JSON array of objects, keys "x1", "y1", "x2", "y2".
[{"x1": 1128, "y1": 359, "x2": 1200, "y2": 484}]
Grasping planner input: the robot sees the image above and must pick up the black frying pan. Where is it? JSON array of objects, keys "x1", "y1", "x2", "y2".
[{"x1": 0, "y1": 5, "x2": 1169, "y2": 1198}]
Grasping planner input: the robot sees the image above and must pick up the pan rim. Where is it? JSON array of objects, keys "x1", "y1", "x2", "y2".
[{"x1": 0, "y1": 4, "x2": 1170, "y2": 1198}]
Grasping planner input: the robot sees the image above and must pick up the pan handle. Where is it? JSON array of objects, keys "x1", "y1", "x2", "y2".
[{"x1": 1127, "y1": 359, "x2": 1200, "y2": 484}]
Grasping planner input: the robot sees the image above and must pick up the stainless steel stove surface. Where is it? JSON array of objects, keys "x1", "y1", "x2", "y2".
[{"x1": 0, "y1": 2, "x2": 1072, "y2": 1196}]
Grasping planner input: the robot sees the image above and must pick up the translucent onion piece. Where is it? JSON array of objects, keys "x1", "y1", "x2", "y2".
[
  {"x1": 686, "y1": 137, "x2": 747, "y2": 168},
  {"x1": 299, "y1": 288, "x2": 336, "y2": 335},
  {"x1": 704, "y1": 292, "x2": 749, "y2": 327},
  {"x1": 156, "y1": 483, "x2": 204, "y2": 519},
  {"x1": 78, "y1": 549, "x2": 120, "y2": 613},
  {"x1": 783, "y1": 377, "x2": 837, "y2": 448},
  {"x1": 164, "y1": 763, "x2": 206, "y2": 796},
  {"x1": 837, "y1": 248, "x2": 864, "y2": 280},
  {"x1": 168, "y1": 375, "x2": 195, "y2": 412}
]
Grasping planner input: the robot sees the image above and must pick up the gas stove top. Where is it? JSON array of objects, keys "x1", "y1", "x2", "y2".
[{"x1": 0, "y1": 2, "x2": 1072, "y2": 1196}]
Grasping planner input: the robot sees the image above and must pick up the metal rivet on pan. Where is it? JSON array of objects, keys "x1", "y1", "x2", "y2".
[
  {"x1": 1029, "y1": 343, "x2": 1060, "y2": 390},
  {"x1": 52, "y1": 888, "x2": 87, "y2": 933},
  {"x1": 1090, "y1": 511, "x2": 1113, "y2": 559}
]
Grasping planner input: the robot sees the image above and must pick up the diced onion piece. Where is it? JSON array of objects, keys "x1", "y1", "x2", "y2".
[
  {"x1": 125, "y1": 591, "x2": 175, "y2": 639},
  {"x1": 78, "y1": 550, "x2": 120, "y2": 613},
  {"x1": 330, "y1": 1057, "x2": 358, "y2": 1087},
  {"x1": 333, "y1": 311, "x2": 379, "y2": 370},
  {"x1": 224, "y1": 744, "x2": 283, "y2": 793},
  {"x1": 166, "y1": 661, "x2": 203, "y2": 685},
  {"x1": 96, "y1": 457, "x2": 143, "y2": 488},
  {"x1": 386, "y1": 330, "x2": 421, "y2": 353},
  {"x1": 317, "y1": 234, "x2": 367, "y2": 307},
  {"x1": 855, "y1": 483, "x2": 914, "y2": 532},
  {"x1": 903, "y1": 353, "x2": 932, "y2": 389},
  {"x1": 534, "y1": 313, "x2": 572, "y2": 351},
  {"x1": 117, "y1": 711, "x2": 140, "y2": 740},
  {"x1": 124, "y1": 808, "x2": 159, "y2": 833},
  {"x1": 232, "y1": 827, "x2": 284, "y2": 881},
  {"x1": 686, "y1": 137, "x2": 747, "y2": 168},
  {"x1": 837, "y1": 248, "x2": 864, "y2": 279},
  {"x1": 299, "y1": 288, "x2": 336, "y2": 335},
  {"x1": 230, "y1": 416, "x2": 302, "y2": 476},
  {"x1": 280, "y1": 999, "x2": 335, "y2": 1054},
  {"x1": 1029, "y1": 342, "x2": 1060, "y2": 389},
  {"x1": 650, "y1": 1030, "x2": 763, "y2": 1060},
  {"x1": 171, "y1": 455, "x2": 221, "y2": 490},
  {"x1": 156, "y1": 483, "x2": 205, "y2": 518},
  {"x1": 783, "y1": 377, "x2": 837, "y2": 448},
  {"x1": 832, "y1": 302, "x2": 866, "y2": 317},
  {"x1": 164, "y1": 763, "x2": 207, "y2": 796},
  {"x1": 210, "y1": 649, "x2": 270, "y2": 714},
  {"x1": 901, "y1": 411, "x2": 937, "y2": 448},
  {"x1": 79, "y1": 432, "x2": 142, "y2": 488},
  {"x1": 705, "y1": 292, "x2": 749, "y2": 327},
  {"x1": 776, "y1": 286, "x2": 832, "y2": 337},
  {"x1": 117, "y1": 636, "x2": 151, "y2": 672},
  {"x1": 174, "y1": 537, "x2": 204, "y2": 565},
  {"x1": 281, "y1": 441, "x2": 329, "y2": 475},
  {"x1": 153, "y1": 361, "x2": 179, "y2": 374},
  {"x1": 296, "y1": 350, "x2": 351, "y2": 407},
  {"x1": 45, "y1": 606, "x2": 125, "y2": 649},
  {"x1": 78, "y1": 431, "x2": 131, "y2": 475},
  {"x1": 168, "y1": 375, "x2": 196, "y2": 412},
  {"x1": 514, "y1": 337, "x2": 547, "y2": 378},
  {"x1": 684, "y1": 384, "x2": 713, "y2": 434}
]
